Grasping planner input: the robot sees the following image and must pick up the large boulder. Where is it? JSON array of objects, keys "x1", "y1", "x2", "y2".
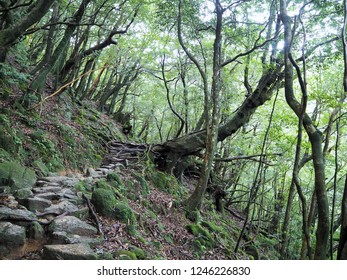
[
  {"x1": 0, "y1": 222, "x2": 26, "y2": 258},
  {"x1": 0, "y1": 162, "x2": 37, "y2": 191},
  {"x1": 91, "y1": 188, "x2": 117, "y2": 218}
]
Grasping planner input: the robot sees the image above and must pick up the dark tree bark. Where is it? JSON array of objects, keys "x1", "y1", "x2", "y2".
[
  {"x1": 337, "y1": 0, "x2": 347, "y2": 260},
  {"x1": 29, "y1": 0, "x2": 91, "y2": 95},
  {"x1": 0, "y1": 0, "x2": 56, "y2": 62},
  {"x1": 338, "y1": 175, "x2": 347, "y2": 259}
]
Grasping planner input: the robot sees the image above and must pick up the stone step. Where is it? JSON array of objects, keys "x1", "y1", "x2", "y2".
[
  {"x1": 32, "y1": 186, "x2": 62, "y2": 194},
  {"x1": 42, "y1": 243, "x2": 97, "y2": 260}
]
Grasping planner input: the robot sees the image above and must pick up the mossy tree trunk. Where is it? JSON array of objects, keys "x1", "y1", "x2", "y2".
[
  {"x1": 29, "y1": 0, "x2": 91, "y2": 96},
  {"x1": 0, "y1": 0, "x2": 56, "y2": 62}
]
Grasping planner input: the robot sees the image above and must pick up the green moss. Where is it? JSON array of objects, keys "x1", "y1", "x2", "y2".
[
  {"x1": 185, "y1": 210, "x2": 201, "y2": 223},
  {"x1": 0, "y1": 161, "x2": 37, "y2": 191},
  {"x1": 75, "y1": 180, "x2": 93, "y2": 193},
  {"x1": 245, "y1": 245, "x2": 259, "y2": 260},
  {"x1": 95, "y1": 179, "x2": 124, "y2": 199},
  {"x1": 106, "y1": 172, "x2": 123, "y2": 186},
  {"x1": 201, "y1": 221, "x2": 224, "y2": 234},
  {"x1": 91, "y1": 188, "x2": 117, "y2": 217},
  {"x1": 113, "y1": 202, "x2": 136, "y2": 224},
  {"x1": 99, "y1": 252, "x2": 114, "y2": 260},
  {"x1": 132, "y1": 173, "x2": 150, "y2": 196},
  {"x1": 129, "y1": 246, "x2": 147, "y2": 260},
  {"x1": 186, "y1": 223, "x2": 214, "y2": 249},
  {"x1": 163, "y1": 233, "x2": 174, "y2": 244},
  {"x1": 147, "y1": 170, "x2": 181, "y2": 195},
  {"x1": 115, "y1": 250, "x2": 137, "y2": 260},
  {"x1": 95, "y1": 179, "x2": 111, "y2": 190}
]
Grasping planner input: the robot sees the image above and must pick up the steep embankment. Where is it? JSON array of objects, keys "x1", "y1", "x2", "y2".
[{"x1": 0, "y1": 93, "x2": 272, "y2": 260}]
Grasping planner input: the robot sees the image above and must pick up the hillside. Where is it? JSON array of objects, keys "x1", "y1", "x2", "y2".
[{"x1": 0, "y1": 91, "x2": 269, "y2": 260}]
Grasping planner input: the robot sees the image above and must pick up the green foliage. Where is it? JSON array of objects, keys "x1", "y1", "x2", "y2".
[
  {"x1": 147, "y1": 169, "x2": 183, "y2": 196},
  {"x1": 129, "y1": 246, "x2": 147, "y2": 260},
  {"x1": 186, "y1": 223, "x2": 214, "y2": 249},
  {"x1": 106, "y1": 172, "x2": 123, "y2": 186},
  {"x1": 0, "y1": 63, "x2": 30, "y2": 85},
  {"x1": 114, "y1": 250, "x2": 137, "y2": 260}
]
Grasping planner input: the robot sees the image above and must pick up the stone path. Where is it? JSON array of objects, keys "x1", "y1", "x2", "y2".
[
  {"x1": 0, "y1": 163, "x2": 123, "y2": 259},
  {"x1": 0, "y1": 140, "x2": 150, "y2": 259}
]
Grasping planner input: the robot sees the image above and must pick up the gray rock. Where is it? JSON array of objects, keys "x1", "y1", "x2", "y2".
[
  {"x1": 13, "y1": 188, "x2": 33, "y2": 200},
  {"x1": 0, "y1": 186, "x2": 11, "y2": 194},
  {"x1": 26, "y1": 197, "x2": 52, "y2": 212},
  {"x1": 70, "y1": 207, "x2": 89, "y2": 220},
  {"x1": 35, "y1": 192, "x2": 62, "y2": 200},
  {"x1": 44, "y1": 200, "x2": 79, "y2": 214},
  {"x1": 39, "y1": 176, "x2": 69, "y2": 184},
  {"x1": 28, "y1": 221, "x2": 45, "y2": 240},
  {"x1": 48, "y1": 216, "x2": 97, "y2": 236},
  {"x1": 0, "y1": 194, "x2": 18, "y2": 208},
  {"x1": 86, "y1": 168, "x2": 100, "y2": 177},
  {"x1": 51, "y1": 231, "x2": 103, "y2": 246},
  {"x1": 42, "y1": 243, "x2": 97, "y2": 260},
  {"x1": 0, "y1": 222, "x2": 26, "y2": 258},
  {"x1": 36, "y1": 181, "x2": 61, "y2": 187},
  {"x1": 96, "y1": 168, "x2": 113, "y2": 175},
  {"x1": 0, "y1": 206, "x2": 37, "y2": 221},
  {"x1": 0, "y1": 162, "x2": 36, "y2": 191},
  {"x1": 32, "y1": 186, "x2": 62, "y2": 194},
  {"x1": 62, "y1": 178, "x2": 80, "y2": 187},
  {"x1": 81, "y1": 177, "x2": 94, "y2": 184}
]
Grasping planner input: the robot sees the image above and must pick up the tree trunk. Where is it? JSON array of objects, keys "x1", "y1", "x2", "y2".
[
  {"x1": 29, "y1": 0, "x2": 91, "y2": 95},
  {"x1": 0, "y1": 0, "x2": 56, "y2": 62},
  {"x1": 186, "y1": 0, "x2": 223, "y2": 212},
  {"x1": 152, "y1": 66, "x2": 281, "y2": 168},
  {"x1": 337, "y1": 175, "x2": 347, "y2": 259},
  {"x1": 280, "y1": 0, "x2": 329, "y2": 259}
]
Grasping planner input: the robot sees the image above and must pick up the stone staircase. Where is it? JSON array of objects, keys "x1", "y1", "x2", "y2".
[{"x1": 0, "y1": 162, "x2": 123, "y2": 260}]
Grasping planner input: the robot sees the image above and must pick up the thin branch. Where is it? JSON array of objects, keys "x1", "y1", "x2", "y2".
[
  {"x1": 215, "y1": 153, "x2": 282, "y2": 162},
  {"x1": 221, "y1": 21, "x2": 279, "y2": 68},
  {"x1": 0, "y1": 1, "x2": 33, "y2": 12}
]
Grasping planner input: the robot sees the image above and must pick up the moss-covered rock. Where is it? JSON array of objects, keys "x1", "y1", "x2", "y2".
[
  {"x1": 113, "y1": 202, "x2": 136, "y2": 224},
  {"x1": 0, "y1": 161, "x2": 37, "y2": 191},
  {"x1": 91, "y1": 188, "x2": 117, "y2": 217},
  {"x1": 114, "y1": 250, "x2": 137, "y2": 260},
  {"x1": 186, "y1": 223, "x2": 215, "y2": 249},
  {"x1": 149, "y1": 170, "x2": 180, "y2": 194},
  {"x1": 28, "y1": 221, "x2": 45, "y2": 240},
  {"x1": 106, "y1": 172, "x2": 123, "y2": 186},
  {"x1": 129, "y1": 246, "x2": 147, "y2": 260},
  {"x1": 0, "y1": 222, "x2": 26, "y2": 258},
  {"x1": 75, "y1": 180, "x2": 93, "y2": 193},
  {"x1": 96, "y1": 179, "x2": 124, "y2": 199},
  {"x1": 31, "y1": 160, "x2": 50, "y2": 177}
]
